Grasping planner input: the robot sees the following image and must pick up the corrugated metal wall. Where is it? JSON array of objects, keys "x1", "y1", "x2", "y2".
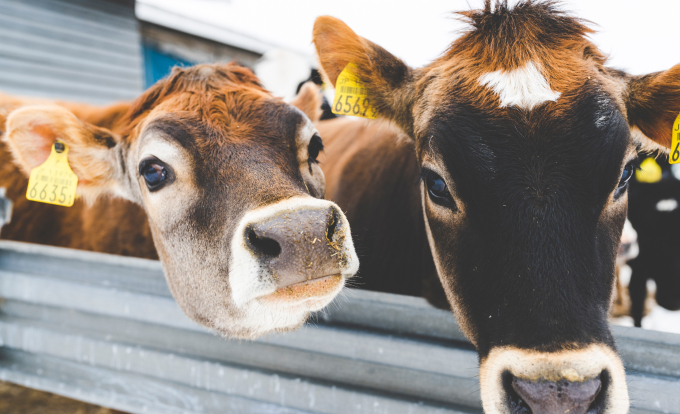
[{"x1": 0, "y1": 0, "x2": 143, "y2": 105}]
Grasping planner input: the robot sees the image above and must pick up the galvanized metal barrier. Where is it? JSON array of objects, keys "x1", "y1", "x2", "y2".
[
  {"x1": 0, "y1": 188, "x2": 11, "y2": 230},
  {"x1": 0, "y1": 240, "x2": 677, "y2": 414}
]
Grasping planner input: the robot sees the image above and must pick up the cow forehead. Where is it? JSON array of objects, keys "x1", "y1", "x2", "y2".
[
  {"x1": 412, "y1": 1, "x2": 618, "y2": 135},
  {"x1": 121, "y1": 62, "x2": 285, "y2": 145},
  {"x1": 137, "y1": 99, "x2": 307, "y2": 198},
  {"x1": 418, "y1": 79, "x2": 627, "y2": 149},
  {"x1": 416, "y1": 49, "x2": 605, "y2": 124},
  {"x1": 142, "y1": 94, "x2": 304, "y2": 152},
  {"x1": 417, "y1": 88, "x2": 631, "y2": 200}
]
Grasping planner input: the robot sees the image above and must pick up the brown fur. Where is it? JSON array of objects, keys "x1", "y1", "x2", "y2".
[
  {"x1": 0, "y1": 96, "x2": 154, "y2": 258},
  {"x1": 0, "y1": 66, "x2": 323, "y2": 259},
  {"x1": 290, "y1": 82, "x2": 323, "y2": 124},
  {"x1": 313, "y1": 16, "x2": 417, "y2": 136},
  {"x1": 0, "y1": 63, "x2": 358, "y2": 339},
  {"x1": 319, "y1": 118, "x2": 447, "y2": 307},
  {"x1": 626, "y1": 65, "x2": 680, "y2": 148}
]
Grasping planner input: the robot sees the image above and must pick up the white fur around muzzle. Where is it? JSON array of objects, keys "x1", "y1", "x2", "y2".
[
  {"x1": 228, "y1": 196, "x2": 359, "y2": 336},
  {"x1": 479, "y1": 344, "x2": 629, "y2": 414}
]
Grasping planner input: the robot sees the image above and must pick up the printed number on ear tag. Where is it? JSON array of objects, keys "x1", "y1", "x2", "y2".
[
  {"x1": 670, "y1": 112, "x2": 680, "y2": 164},
  {"x1": 331, "y1": 63, "x2": 378, "y2": 119},
  {"x1": 26, "y1": 141, "x2": 78, "y2": 207}
]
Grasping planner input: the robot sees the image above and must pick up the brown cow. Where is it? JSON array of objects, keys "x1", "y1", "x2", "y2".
[
  {"x1": 314, "y1": 2, "x2": 679, "y2": 413},
  {"x1": 0, "y1": 63, "x2": 359, "y2": 339}
]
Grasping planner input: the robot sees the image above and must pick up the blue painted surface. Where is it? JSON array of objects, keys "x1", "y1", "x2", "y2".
[{"x1": 142, "y1": 43, "x2": 194, "y2": 88}]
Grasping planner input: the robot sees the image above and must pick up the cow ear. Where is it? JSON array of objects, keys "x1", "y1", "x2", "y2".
[
  {"x1": 291, "y1": 81, "x2": 323, "y2": 123},
  {"x1": 313, "y1": 16, "x2": 416, "y2": 135},
  {"x1": 625, "y1": 63, "x2": 680, "y2": 150},
  {"x1": 3, "y1": 105, "x2": 124, "y2": 203}
]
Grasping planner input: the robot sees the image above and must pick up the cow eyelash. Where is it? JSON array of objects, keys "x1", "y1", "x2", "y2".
[
  {"x1": 420, "y1": 168, "x2": 457, "y2": 209},
  {"x1": 139, "y1": 157, "x2": 174, "y2": 192},
  {"x1": 614, "y1": 159, "x2": 639, "y2": 200}
]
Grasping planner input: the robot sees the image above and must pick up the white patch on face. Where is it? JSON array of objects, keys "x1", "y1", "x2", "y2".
[
  {"x1": 297, "y1": 118, "x2": 318, "y2": 159},
  {"x1": 296, "y1": 119, "x2": 325, "y2": 198},
  {"x1": 134, "y1": 134, "x2": 197, "y2": 228},
  {"x1": 479, "y1": 61, "x2": 561, "y2": 110},
  {"x1": 228, "y1": 196, "x2": 359, "y2": 335}
]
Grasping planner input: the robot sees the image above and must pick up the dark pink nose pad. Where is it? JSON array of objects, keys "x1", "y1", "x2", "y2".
[
  {"x1": 510, "y1": 374, "x2": 602, "y2": 414},
  {"x1": 245, "y1": 206, "x2": 346, "y2": 288}
]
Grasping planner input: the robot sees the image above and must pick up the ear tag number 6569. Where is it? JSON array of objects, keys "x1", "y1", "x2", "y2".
[
  {"x1": 331, "y1": 63, "x2": 378, "y2": 119},
  {"x1": 26, "y1": 141, "x2": 78, "y2": 207}
]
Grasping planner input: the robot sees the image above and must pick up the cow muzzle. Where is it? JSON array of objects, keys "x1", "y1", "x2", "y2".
[
  {"x1": 480, "y1": 345, "x2": 629, "y2": 414},
  {"x1": 229, "y1": 197, "x2": 359, "y2": 313},
  {"x1": 247, "y1": 203, "x2": 352, "y2": 306}
]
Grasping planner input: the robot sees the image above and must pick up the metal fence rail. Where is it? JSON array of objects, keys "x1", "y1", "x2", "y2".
[{"x1": 0, "y1": 240, "x2": 677, "y2": 414}]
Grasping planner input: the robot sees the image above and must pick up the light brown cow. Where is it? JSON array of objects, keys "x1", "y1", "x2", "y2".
[
  {"x1": 314, "y1": 1, "x2": 679, "y2": 413},
  {"x1": 0, "y1": 63, "x2": 359, "y2": 339}
]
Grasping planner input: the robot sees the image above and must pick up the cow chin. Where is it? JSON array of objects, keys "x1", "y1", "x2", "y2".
[
  {"x1": 218, "y1": 275, "x2": 347, "y2": 339},
  {"x1": 479, "y1": 344, "x2": 629, "y2": 414}
]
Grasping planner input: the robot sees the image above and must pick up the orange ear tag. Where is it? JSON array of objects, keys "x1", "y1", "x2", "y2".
[
  {"x1": 670, "y1": 112, "x2": 680, "y2": 164},
  {"x1": 26, "y1": 141, "x2": 78, "y2": 207},
  {"x1": 331, "y1": 63, "x2": 378, "y2": 119}
]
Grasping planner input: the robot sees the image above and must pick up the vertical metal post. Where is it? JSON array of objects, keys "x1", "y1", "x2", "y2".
[{"x1": 0, "y1": 188, "x2": 12, "y2": 231}]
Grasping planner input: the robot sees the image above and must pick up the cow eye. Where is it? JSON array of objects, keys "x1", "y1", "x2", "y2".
[
  {"x1": 614, "y1": 161, "x2": 635, "y2": 199},
  {"x1": 308, "y1": 134, "x2": 324, "y2": 163},
  {"x1": 423, "y1": 169, "x2": 455, "y2": 208},
  {"x1": 139, "y1": 159, "x2": 170, "y2": 191}
]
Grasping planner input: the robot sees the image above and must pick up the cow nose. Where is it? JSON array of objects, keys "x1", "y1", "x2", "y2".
[
  {"x1": 509, "y1": 374, "x2": 602, "y2": 414},
  {"x1": 245, "y1": 205, "x2": 347, "y2": 288}
]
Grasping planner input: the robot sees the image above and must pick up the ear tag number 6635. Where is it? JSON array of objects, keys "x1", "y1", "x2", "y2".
[
  {"x1": 671, "y1": 112, "x2": 680, "y2": 164},
  {"x1": 26, "y1": 141, "x2": 78, "y2": 207}
]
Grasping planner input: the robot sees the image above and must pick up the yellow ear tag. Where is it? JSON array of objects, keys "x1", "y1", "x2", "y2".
[
  {"x1": 331, "y1": 63, "x2": 378, "y2": 119},
  {"x1": 671, "y1": 112, "x2": 680, "y2": 164},
  {"x1": 26, "y1": 141, "x2": 78, "y2": 207},
  {"x1": 635, "y1": 157, "x2": 662, "y2": 183}
]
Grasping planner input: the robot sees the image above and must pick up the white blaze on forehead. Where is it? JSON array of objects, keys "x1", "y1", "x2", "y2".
[{"x1": 479, "y1": 61, "x2": 561, "y2": 110}]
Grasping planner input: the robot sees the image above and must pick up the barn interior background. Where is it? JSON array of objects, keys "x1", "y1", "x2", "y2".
[{"x1": 0, "y1": 0, "x2": 678, "y2": 413}]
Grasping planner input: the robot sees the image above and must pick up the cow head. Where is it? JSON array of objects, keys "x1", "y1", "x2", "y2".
[
  {"x1": 314, "y1": 2, "x2": 679, "y2": 413},
  {"x1": 2, "y1": 63, "x2": 359, "y2": 338}
]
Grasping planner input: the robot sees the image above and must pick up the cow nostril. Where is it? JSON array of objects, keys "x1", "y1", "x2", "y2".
[
  {"x1": 503, "y1": 371, "x2": 532, "y2": 414},
  {"x1": 325, "y1": 207, "x2": 340, "y2": 242},
  {"x1": 506, "y1": 370, "x2": 606, "y2": 414},
  {"x1": 588, "y1": 370, "x2": 610, "y2": 414},
  {"x1": 246, "y1": 227, "x2": 281, "y2": 258}
]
